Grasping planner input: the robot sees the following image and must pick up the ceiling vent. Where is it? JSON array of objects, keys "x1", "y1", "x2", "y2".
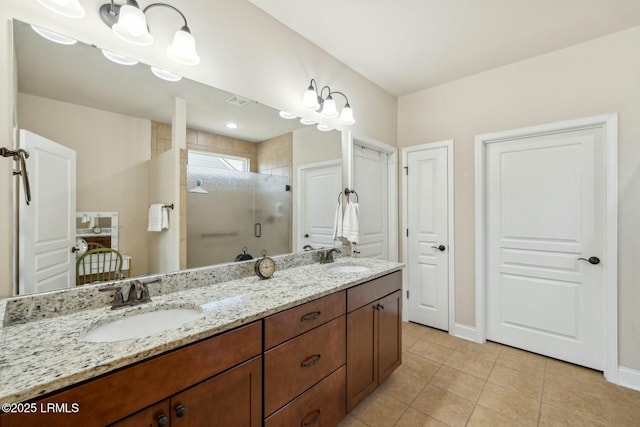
[{"x1": 225, "y1": 95, "x2": 252, "y2": 107}]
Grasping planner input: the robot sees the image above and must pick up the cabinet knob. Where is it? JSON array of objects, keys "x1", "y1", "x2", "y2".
[
  {"x1": 301, "y1": 409, "x2": 322, "y2": 426},
  {"x1": 175, "y1": 405, "x2": 187, "y2": 418},
  {"x1": 156, "y1": 414, "x2": 169, "y2": 427}
]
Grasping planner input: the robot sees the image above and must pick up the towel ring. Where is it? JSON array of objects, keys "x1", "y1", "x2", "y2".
[{"x1": 344, "y1": 188, "x2": 359, "y2": 203}]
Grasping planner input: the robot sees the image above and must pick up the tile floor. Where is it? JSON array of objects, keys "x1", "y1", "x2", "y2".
[{"x1": 338, "y1": 322, "x2": 640, "y2": 427}]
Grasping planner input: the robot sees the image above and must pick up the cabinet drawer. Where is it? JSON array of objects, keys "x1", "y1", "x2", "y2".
[
  {"x1": 265, "y1": 366, "x2": 346, "y2": 427},
  {"x1": 264, "y1": 291, "x2": 346, "y2": 349},
  {"x1": 347, "y1": 271, "x2": 402, "y2": 312},
  {"x1": 264, "y1": 316, "x2": 346, "y2": 417}
]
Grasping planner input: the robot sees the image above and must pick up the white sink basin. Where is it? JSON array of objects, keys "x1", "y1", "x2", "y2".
[
  {"x1": 325, "y1": 264, "x2": 371, "y2": 273},
  {"x1": 82, "y1": 308, "x2": 201, "y2": 343}
]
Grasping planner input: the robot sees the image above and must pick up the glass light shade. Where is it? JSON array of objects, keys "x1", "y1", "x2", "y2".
[
  {"x1": 150, "y1": 66, "x2": 182, "y2": 82},
  {"x1": 102, "y1": 49, "x2": 138, "y2": 66},
  {"x1": 112, "y1": 4, "x2": 153, "y2": 46},
  {"x1": 302, "y1": 87, "x2": 320, "y2": 110},
  {"x1": 167, "y1": 29, "x2": 200, "y2": 66},
  {"x1": 37, "y1": 0, "x2": 85, "y2": 18},
  {"x1": 317, "y1": 124, "x2": 333, "y2": 132},
  {"x1": 225, "y1": 122, "x2": 238, "y2": 129},
  {"x1": 300, "y1": 118, "x2": 316, "y2": 125},
  {"x1": 279, "y1": 111, "x2": 297, "y2": 119},
  {"x1": 30, "y1": 25, "x2": 77, "y2": 45},
  {"x1": 337, "y1": 105, "x2": 356, "y2": 125},
  {"x1": 320, "y1": 95, "x2": 338, "y2": 118}
]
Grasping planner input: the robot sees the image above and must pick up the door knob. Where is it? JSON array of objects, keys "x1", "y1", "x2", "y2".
[
  {"x1": 71, "y1": 246, "x2": 80, "y2": 253},
  {"x1": 431, "y1": 244, "x2": 446, "y2": 252},
  {"x1": 578, "y1": 256, "x2": 600, "y2": 265}
]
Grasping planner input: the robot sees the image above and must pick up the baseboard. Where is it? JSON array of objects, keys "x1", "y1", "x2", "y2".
[
  {"x1": 618, "y1": 366, "x2": 640, "y2": 391},
  {"x1": 452, "y1": 323, "x2": 477, "y2": 342}
]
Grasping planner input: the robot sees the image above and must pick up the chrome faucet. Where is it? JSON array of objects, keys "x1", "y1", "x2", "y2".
[
  {"x1": 320, "y1": 248, "x2": 341, "y2": 264},
  {"x1": 99, "y1": 277, "x2": 160, "y2": 309}
]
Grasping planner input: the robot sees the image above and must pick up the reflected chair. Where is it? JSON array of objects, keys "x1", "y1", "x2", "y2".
[
  {"x1": 87, "y1": 242, "x2": 105, "y2": 250},
  {"x1": 76, "y1": 247, "x2": 124, "y2": 285}
]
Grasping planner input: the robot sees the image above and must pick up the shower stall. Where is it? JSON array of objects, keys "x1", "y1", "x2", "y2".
[{"x1": 186, "y1": 164, "x2": 291, "y2": 268}]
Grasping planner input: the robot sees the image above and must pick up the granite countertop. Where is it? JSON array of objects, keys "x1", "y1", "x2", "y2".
[{"x1": 0, "y1": 257, "x2": 403, "y2": 404}]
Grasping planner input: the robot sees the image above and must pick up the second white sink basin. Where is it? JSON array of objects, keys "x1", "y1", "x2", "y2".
[
  {"x1": 82, "y1": 308, "x2": 201, "y2": 343},
  {"x1": 326, "y1": 264, "x2": 371, "y2": 273}
]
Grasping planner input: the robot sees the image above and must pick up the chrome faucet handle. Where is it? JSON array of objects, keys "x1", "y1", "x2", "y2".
[
  {"x1": 126, "y1": 281, "x2": 144, "y2": 305},
  {"x1": 139, "y1": 283, "x2": 152, "y2": 303}
]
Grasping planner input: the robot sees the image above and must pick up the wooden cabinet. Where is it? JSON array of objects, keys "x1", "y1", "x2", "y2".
[
  {"x1": 263, "y1": 292, "x2": 347, "y2": 424},
  {"x1": 111, "y1": 357, "x2": 262, "y2": 427},
  {"x1": 346, "y1": 272, "x2": 402, "y2": 411},
  {"x1": 1, "y1": 322, "x2": 262, "y2": 427}
]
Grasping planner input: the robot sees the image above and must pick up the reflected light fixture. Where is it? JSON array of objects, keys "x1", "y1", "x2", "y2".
[
  {"x1": 302, "y1": 78, "x2": 356, "y2": 125},
  {"x1": 226, "y1": 122, "x2": 238, "y2": 129},
  {"x1": 102, "y1": 49, "x2": 138, "y2": 65},
  {"x1": 37, "y1": 0, "x2": 85, "y2": 18},
  {"x1": 279, "y1": 111, "x2": 297, "y2": 120},
  {"x1": 30, "y1": 25, "x2": 78, "y2": 45},
  {"x1": 188, "y1": 179, "x2": 208, "y2": 194},
  {"x1": 316, "y1": 124, "x2": 333, "y2": 132},
  {"x1": 99, "y1": 1, "x2": 200, "y2": 65},
  {"x1": 150, "y1": 66, "x2": 181, "y2": 81},
  {"x1": 300, "y1": 118, "x2": 315, "y2": 125}
]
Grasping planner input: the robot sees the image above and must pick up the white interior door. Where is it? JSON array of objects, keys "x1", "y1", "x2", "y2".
[
  {"x1": 406, "y1": 145, "x2": 450, "y2": 330},
  {"x1": 19, "y1": 130, "x2": 76, "y2": 295},
  {"x1": 486, "y1": 126, "x2": 605, "y2": 370},
  {"x1": 352, "y1": 144, "x2": 388, "y2": 259},
  {"x1": 298, "y1": 161, "x2": 341, "y2": 250}
]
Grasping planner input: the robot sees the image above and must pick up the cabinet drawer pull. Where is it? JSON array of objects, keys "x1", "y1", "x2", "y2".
[
  {"x1": 300, "y1": 311, "x2": 321, "y2": 321},
  {"x1": 300, "y1": 354, "x2": 322, "y2": 368},
  {"x1": 301, "y1": 409, "x2": 322, "y2": 426},
  {"x1": 175, "y1": 405, "x2": 187, "y2": 418}
]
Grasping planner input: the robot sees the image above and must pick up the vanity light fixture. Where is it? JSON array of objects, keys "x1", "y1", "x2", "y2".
[
  {"x1": 101, "y1": 49, "x2": 138, "y2": 65},
  {"x1": 225, "y1": 122, "x2": 238, "y2": 129},
  {"x1": 279, "y1": 111, "x2": 297, "y2": 120},
  {"x1": 150, "y1": 66, "x2": 181, "y2": 81},
  {"x1": 37, "y1": 0, "x2": 86, "y2": 18},
  {"x1": 99, "y1": 0, "x2": 200, "y2": 65},
  {"x1": 302, "y1": 78, "x2": 356, "y2": 125},
  {"x1": 30, "y1": 25, "x2": 78, "y2": 45}
]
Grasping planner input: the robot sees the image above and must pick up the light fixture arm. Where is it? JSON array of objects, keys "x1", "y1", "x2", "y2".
[
  {"x1": 143, "y1": 3, "x2": 190, "y2": 31},
  {"x1": 328, "y1": 90, "x2": 350, "y2": 107}
]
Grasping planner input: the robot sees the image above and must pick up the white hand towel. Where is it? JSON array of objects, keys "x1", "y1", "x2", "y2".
[
  {"x1": 332, "y1": 200, "x2": 343, "y2": 240},
  {"x1": 148, "y1": 204, "x2": 164, "y2": 232},
  {"x1": 342, "y1": 202, "x2": 360, "y2": 244},
  {"x1": 161, "y1": 206, "x2": 170, "y2": 230}
]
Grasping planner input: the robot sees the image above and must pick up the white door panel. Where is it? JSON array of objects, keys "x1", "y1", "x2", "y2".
[
  {"x1": 407, "y1": 146, "x2": 449, "y2": 330},
  {"x1": 19, "y1": 130, "x2": 76, "y2": 294},
  {"x1": 486, "y1": 127, "x2": 604, "y2": 369},
  {"x1": 353, "y1": 145, "x2": 388, "y2": 259},
  {"x1": 299, "y1": 162, "x2": 341, "y2": 249}
]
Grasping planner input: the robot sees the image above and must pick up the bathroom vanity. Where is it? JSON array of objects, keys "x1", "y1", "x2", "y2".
[{"x1": 0, "y1": 255, "x2": 403, "y2": 426}]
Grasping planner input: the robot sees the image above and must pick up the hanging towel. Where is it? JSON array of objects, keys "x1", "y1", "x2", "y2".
[
  {"x1": 148, "y1": 204, "x2": 169, "y2": 232},
  {"x1": 342, "y1": 202, "x2": 360, "y2": 244},
  {"x1": 332, "y1": 199, "x2": 343, "y2": 240}
]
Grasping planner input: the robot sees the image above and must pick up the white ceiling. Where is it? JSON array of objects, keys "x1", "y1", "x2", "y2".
[{"x1": 249, "y1": 0, "x2": 640, "y2": 96}]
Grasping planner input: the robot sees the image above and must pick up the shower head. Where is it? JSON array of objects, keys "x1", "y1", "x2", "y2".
[{"x1": 188, "y1": 179, "x2": 208, "y2": 194}]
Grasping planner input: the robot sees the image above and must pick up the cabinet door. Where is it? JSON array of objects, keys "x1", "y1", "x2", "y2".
[
  {"x1": 171, "y1": 356, "x2": 262, "y2": 427},
  {"x1": 378, "y1": 290, "x2": 402, "y2": 383},
  {"x1": 346, "y1": 302, "x2": 378, "y2": 412},
  {"x1": 109, "y1": 401, "x2": 171, "y2": 427}
]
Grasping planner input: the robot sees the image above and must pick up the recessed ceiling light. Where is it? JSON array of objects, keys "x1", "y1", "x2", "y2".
[
  {"x1": 317, "y1": 124, "x2": 333, "y2": 132},
  {"x1": 150, "y1": 66, "x2": 182, "y2": 82},
  {"x1": 102, "y1": 49, "x2": 138, "y2": 66},
  {"x1": 300, "y1": 118, "x2": 315, "y2": 125},
  {"x1": 279, "y1": 111, "x2": 297, "y2": 119},
  {"x1": 226, "y1": 122, "x2": 238, "y2": 129},
  {"x1": 30, "y1": 25, "x2": 77, "y2": 45}
]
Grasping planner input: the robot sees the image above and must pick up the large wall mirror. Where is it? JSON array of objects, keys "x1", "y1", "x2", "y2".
[{"x1": 13, "y1": 19, "x2": 343, "y2": 295}]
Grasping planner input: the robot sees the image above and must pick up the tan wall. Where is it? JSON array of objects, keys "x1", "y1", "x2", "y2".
[
  {"x1": 257, "y1": 133, "x2": 292, "y2": 178},
  {"x1": 18, "y1": 93, "x2": 151, "y2": 278},
  {"x1": 398, "y1": 27, "x2": 640, "y2": 370}
]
